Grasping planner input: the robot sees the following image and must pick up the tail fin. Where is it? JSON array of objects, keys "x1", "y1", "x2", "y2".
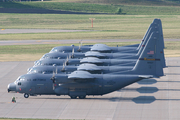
[
  {"x1": 132, "y1": 31, "x2": 164, "y2": 77},
  {"x1": 137, "y1": 19, "x2": 159, "y2": 50},
  {"x1": 136, "y1": 19, "x2": 166, "y2": 68},
  {"x1": 137, "y1": 23, "x2": 159, "y2": 55},
  {"x1": 158, "y1": 19, "x2": 164, "y2": 49},
  {"x1": 157, "y1": 19, "x2": 166, "y2": 67}
]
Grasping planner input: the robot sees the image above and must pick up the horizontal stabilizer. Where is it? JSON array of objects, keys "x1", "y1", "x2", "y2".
[{"x1": 138, "y1": 75, "x2": 154, "y2": 79}]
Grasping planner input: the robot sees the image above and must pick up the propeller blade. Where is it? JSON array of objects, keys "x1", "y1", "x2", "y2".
[
  {"x1": 50, "y1": 67, "x2": 56, "y2": 82},
  {"x1": 78, "y1": 40, "x2": 82, "y2": 52},
  {"x1": 56, "y1": 66, "x2": 57, "y2": 74},
  {"x1": 52, "y1": 83, "x2": 57, "y2": 90},
  {"x1": 71, "y1": 46, "x2": 74, "y2": 58},
  {"x1": 65, "y1": 56, "x2": 69, "y2": 65},
  {"x1": 61, "y1": 63, "x2": 65, "y2": 72}
]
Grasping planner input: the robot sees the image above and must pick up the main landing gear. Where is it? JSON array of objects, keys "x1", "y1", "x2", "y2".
[
  {"x1": 24, "y1": 93, "x2": 29, "y2": 98},
  {"x1": 70, "y1": 95, "x2": 86, "y2": 99}
]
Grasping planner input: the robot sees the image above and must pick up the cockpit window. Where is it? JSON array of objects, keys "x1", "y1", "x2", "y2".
[
  {"x1": 15, "y1": 76, "x2": 25, "y2": 83},
  {"x1": 42, "y1": 54, "x2": 49, "y2": 59},
  {"x1": 20, "y1": 76, "x2": 25, "y2": 81},
  {"x1": 50, "y1": 48, "x2": 58, "y2": 53},
  {"x1": 18, "y1": 82, "x2": 21, "y2": 86},
  {"x1": 35, "y1": 61, "x2": 42, "y2": 66},
  {"x1": 28, "y1": 67, "x2": 38, "y2": 74}
]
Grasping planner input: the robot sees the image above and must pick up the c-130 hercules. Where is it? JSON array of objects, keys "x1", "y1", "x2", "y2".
[
  {"x1": 27, "y1": 19, "x2": 165, "y2": 75},
  {"x1": 7, "y1": 19, "x2": 165, "y2": 99}
]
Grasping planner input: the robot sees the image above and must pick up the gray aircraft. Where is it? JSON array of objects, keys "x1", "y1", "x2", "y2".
[
  {"x1": 85, "y1": 38, "x2": 166, "y2": 68},
  {"x1": 78, "y1": 31, "x2": 165, "y2": 74},
  {"x1": 33, "y1": 18, "x2": 161, "y2": 69},
  {"x1": 7, "y1": 18, "x2": 165, "y2": 99},
  {"x1": 33, "y1": 19, "x2": 164, "y2": 69},
  {"x1": 40, "y1": 19, "x2": 159, "y2": 62},
  {"x1": 34, "y1": 58, "x2": 80, "y2": 67},
  {"x1": 40, "y1": 52, "x2": 84, "y2": 60},
  {"x1": 49, "y1": 43, "x2": 92, "y2": 53},
  {"x1": 7, "y1": 35, "x2": 164, "y2": 99},
  {"x1": 29, "y1": 24, "x2": 165, "y2": 74},
  {"x1": 28, "y1": 65, "x2": 77, "y2": 74},
  {"x1": 33, "y1": 49, "x2": 84, "y2": 65}
]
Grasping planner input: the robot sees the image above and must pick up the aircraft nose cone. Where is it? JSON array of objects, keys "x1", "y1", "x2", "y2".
[{"x1": 7, "y1": 83, "x2": 16, "y2": 93}]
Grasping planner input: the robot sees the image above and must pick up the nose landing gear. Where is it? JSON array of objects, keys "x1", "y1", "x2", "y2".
[{"x1": 24, "y1": 93, "x2": 29, "y2": 98}]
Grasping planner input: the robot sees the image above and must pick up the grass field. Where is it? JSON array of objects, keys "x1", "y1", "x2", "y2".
[
  {"x1": 1, "y1": 14, "x2": 180, "y2": 40},
  {"x1": 2, "y1": 1, "x2": 180, "y2": 15},
  {"x1": 57, "y1": 0, "x2": 180, "y2": 6}
]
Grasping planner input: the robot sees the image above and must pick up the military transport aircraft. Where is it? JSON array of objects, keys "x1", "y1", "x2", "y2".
[
  {"x1": 7, "y1": 26, "x2": 165, "y2": 99},
  {"x1": 33, "y1": 49, "x2": 84, "y2": 65},
  {"x1": 28, "y1": 18, "x2": 165, "y2": 74},
  {"x1": 34, "y1": 18, "x2": 163, "y2": 66},
  {"x1": 45, "y1": 19, "x2": 160, "y2": 58},
  {"x1": 40, "y1": 52, "x2": 84, "y2": 60},
  {"x1": 28, "y1": 65, "x2": 77, "y2": 74},
  {"x1": 33, "y1": 58, "x2": 80, "y2": 67},
  {"x1": 49, "y1": 43, "x2": 92, "y2": 53},
  {"x1": 7, "y1": 32, "x2": 164, "y2": 99},
  {"x1": 32, "y1": 29, "x2": 164, "y2": 69}
]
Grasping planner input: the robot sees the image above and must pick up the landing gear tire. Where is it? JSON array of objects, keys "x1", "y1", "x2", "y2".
[
  {"x1": 70, "y1": 96, "x2": 77, "y2": 99},
  {"x1": 79, "y1": 95, "x2": 86, "y2": 99},
  {"x1": 24, "y1": 93, "x2": 29, "y2": 98}
]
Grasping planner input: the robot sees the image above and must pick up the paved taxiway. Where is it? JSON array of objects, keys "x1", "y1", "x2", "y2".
[{"x1": 0, "y1": 57, "x2": 180, "y2": 120}]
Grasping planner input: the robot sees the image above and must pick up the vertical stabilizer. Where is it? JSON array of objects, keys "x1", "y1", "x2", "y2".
[
  {"x1": 133, "y1": 31, "x2": 164, "y2": 77},
  {"x1": 137, "y1": 19, "x2": 159, "y2": 50},
  {"x1": 157, "y1": 19, "x2": 166, "y2": 67},
  {"x1": 137, "y1": 23, "x2": 158, "y2": 55}
]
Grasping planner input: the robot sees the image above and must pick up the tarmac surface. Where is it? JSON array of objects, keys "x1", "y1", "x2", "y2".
[{"x1": 0, "y1": 57, "x2": 180, "y2": 120}]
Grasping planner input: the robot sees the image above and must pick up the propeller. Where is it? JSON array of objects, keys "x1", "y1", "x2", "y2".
[
  {"x1": 65, "y1": 55, "x2": 69, "y2": 65},
  {"x1": 51, "y1": 67, "x2": 57, "y2": 90},
  {"x1": 61, "y1": 62, "x2": 66, "y2": 72},
  {"x1": 77, "y1": 40, "x2": 82, "y2": 52},
  {"x1": 71, "y1": 45, "x2": 74, "y2": 58}
]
